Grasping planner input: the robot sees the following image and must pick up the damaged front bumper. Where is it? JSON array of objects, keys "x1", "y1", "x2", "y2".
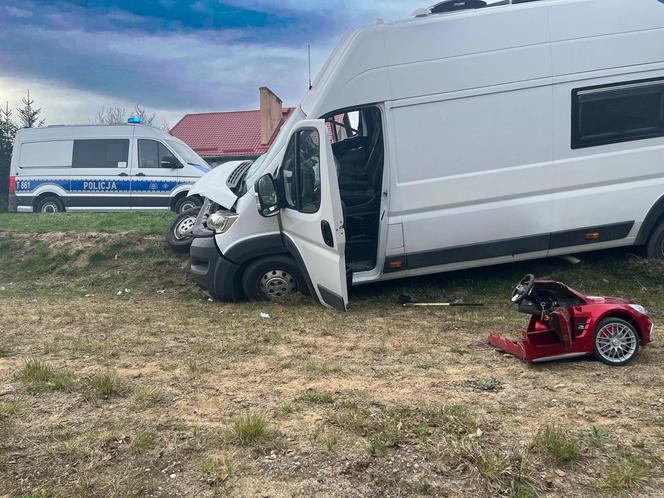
[{"x1": 190, "y1": 236, "x2": 242, "y2": 302}]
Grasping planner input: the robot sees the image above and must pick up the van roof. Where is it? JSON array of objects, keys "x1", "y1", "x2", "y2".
[
  {"x1": 300, "y1": 0, "x2": 664, "y2": 118},
  {"x1": 15, "y1": 123, "x2": 178, "y2": 143}
]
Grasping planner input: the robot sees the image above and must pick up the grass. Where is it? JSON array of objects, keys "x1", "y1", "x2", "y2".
[
  {"x1": 604, "y1": 453, "x2": 650, "y2": 491},
  {"x1": 231, "y1": 412, "x2": 270, "y2": 446},
  {"x1": 531, "y1": 426, "x2": 581, "y2": 465},
  {"x1": 0, "y1": 212, "x2": 174, "y2": 235},
  {"x1": 2, "y1": 228, "x2": 664, "y2": 496},
  {"x1": 297, "y1": 389, "x2": 335, "y2": 405},
  {"x1": 15, "y1": 359, "x2": 76, "y2": 391},
  {"x1": 84, "y1": 372, "x2": 130, "y2": 399},
  {"x1": 465, "y1": 377, "x2": 503, "y2": 392},
  {"x1": 130, "y1": 387, "x2": 166, "y2": 411}
]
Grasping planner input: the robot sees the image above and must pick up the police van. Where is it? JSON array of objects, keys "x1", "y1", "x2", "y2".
[
  {"x1": 8, "y1": 121, "x2": 209, "y2": 213},
  {"x1": 188, "y1": 0, "x2": 664, "y2": 311}
]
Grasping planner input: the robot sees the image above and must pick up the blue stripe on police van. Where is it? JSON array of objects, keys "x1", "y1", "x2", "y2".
[{"x1": 14, "y1": 178, "x2": 192, "y2": 194}]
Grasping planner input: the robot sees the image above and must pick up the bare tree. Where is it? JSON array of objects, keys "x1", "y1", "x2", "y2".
[
  {"x1": 18, "y1": 89, "x2": 45, "y2": 128},
  {"x1": 94, "y1": 106, "x2": 127, "y2": 124},
  {"x1": 93, "y1": 104, "x2": 169, "y2": 130},
  {"x1": 131, "y1": 104, "x2": 156, "y2": 126}
]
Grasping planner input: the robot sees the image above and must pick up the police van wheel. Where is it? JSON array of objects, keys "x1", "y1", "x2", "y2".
[
  {"x1": 175, "y1": 196, "x2": 202, "y2": 214},
  {"x1": 37, "y1": 196, "x2": 65, "y2": 214},
  {"x1": 165, "y1": 208, "x2": 200, "y2": 253},
  {"x1": 242, "y1": 256, "x2": 305, "y2": 301},
  {"x1": 646, "y1": 220, "x2": 664, "y2": 260}
]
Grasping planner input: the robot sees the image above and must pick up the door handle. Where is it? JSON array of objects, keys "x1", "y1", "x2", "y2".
[
  {"x1": 118, "y1": 172, "x2": 129, "y2": 177},
  {"x1": 321, "y1": 221, "x2": 334, "y2": 248},
  {"x1": 136, "y1": 173, "x2": 146, "y2": 177}
]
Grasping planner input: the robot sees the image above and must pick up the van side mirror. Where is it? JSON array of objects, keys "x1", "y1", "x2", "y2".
[
  {"x1": 255, "y1": 173, "x2": 281, "y2": 217},
  {"x1": 161, "y1": 158, "x2": 181, "y2": 169}
]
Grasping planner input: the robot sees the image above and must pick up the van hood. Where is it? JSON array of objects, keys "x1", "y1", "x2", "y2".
[{"x1": 188, "y1": 160, "x2": 244, "y2": 209}]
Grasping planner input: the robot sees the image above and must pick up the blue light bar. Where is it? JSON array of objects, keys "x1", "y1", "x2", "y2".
[{"x1": 127, "y1": 117, "x2": 143, "y2": 124}]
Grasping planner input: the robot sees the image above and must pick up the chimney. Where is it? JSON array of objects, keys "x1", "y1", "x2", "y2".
[{"x1": 259, "y1": 86, "x2": 283, "y2": 146}]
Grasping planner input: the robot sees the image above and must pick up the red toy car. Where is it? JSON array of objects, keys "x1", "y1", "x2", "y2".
[{"x1": 488, "y1": 275, "x2": 654, "y2": 366}]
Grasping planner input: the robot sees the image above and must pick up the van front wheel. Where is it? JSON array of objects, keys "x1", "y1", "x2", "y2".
[
  {"x1": 36, "y1": 196, "x2": 65, "y2": 214},
  {"x1": 241, "y1": 256, "x2": 305, "y2": 301},
  {"x1": 646, "y1": 220, "x2": 664, "y2": 259}
]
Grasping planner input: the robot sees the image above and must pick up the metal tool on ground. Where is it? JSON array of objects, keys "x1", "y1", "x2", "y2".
[{"x1": 399, "y1": 295, "x2": 485, "y2": 307}]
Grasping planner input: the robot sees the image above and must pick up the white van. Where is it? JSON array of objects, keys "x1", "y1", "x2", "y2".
[
  {"x1": 8, "y1": 122, "x2": 209, "y2": 213},
  {"x1": 189, "y1": 0, "x2": 664, "y2": 310}
]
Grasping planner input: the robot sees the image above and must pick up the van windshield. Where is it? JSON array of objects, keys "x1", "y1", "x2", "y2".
[
  {"x1": 242, "y1": 106, "x2": 306, "y2": 195},
  {"x1": 166, "y1": 140, "x2": 209, "y2": 168}
]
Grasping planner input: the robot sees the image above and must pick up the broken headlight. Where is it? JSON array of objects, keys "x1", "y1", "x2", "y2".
[{"x1": 206, "y1": 209, "x2": 238, "y2": 234}]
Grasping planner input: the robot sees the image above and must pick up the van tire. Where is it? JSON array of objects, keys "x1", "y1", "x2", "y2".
[
  {"x1": 165, "y1": 208, "x2": 200, "y2": 253},
  {"x1": 241, "y1": 256, "x2": 306, "y2": 301},
  {"x1": 36, "y1": 196, "x2": 65, "y2": 213},
  {"x1": 646, "y1": 220, "x2": 664, "y2": 259},
  {"x1": 175, "y1": 196, "x2": 202, "y2": 214}
]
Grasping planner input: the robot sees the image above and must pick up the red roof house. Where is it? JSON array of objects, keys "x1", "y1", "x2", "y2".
[{"x1": 170, "y1": 87, "x2": 294, "y2": 166}]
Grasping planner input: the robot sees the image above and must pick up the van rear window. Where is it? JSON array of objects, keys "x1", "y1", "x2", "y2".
[
  {"x1": 572, "y1": 78, "x2": 664, "y2": 149},
  {"x1": 72, "y1": 139, "x2": 129, "y2": 169},
  {"x1": 19, "y1": 140, "x2": 73, "y2": 169}
]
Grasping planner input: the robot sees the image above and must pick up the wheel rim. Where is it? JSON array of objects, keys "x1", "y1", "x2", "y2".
[
  {"x1": 173, "y1": 215, "x2": 196, "y2": 240},
  {"x1": 179, "y1": 201, "x2": 197, "y2": 213},
  {"x1": 41, "y1": 202, "x2": 59, "y2": 213},
  {"x1": 595, "y1": 322, "x2": 638, "y2": 364},
  {"x1": 259, "y1": 269, "x2": 297, "y2": 299}
]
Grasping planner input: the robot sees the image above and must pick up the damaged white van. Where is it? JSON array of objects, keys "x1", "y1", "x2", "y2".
[{"x1": 190, "y1": 0, "x2": 664, "y2": 310}]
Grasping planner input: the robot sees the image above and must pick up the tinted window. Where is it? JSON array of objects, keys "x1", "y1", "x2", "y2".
[
  {"x1": 298, "y1": 129, "x2": 321, "y2": 214},
  {"x1": 572, "y1": 79, "x2": 664, "y2": 149},
  {"x1": 280, "y1": 129, "x2": 321, "y2": 214},
  {"x1": 72, "y1": 139, "x2": 129, "y2": 169},
  {"x1": 281, "y1": 137, "x2": 297, "y2": 209},
  {"x1": 138, "y1": 140, "x2": 178, "y2": 169}
]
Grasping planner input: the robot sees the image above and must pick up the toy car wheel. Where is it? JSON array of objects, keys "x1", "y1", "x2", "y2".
[
  {"x1": 241, "y1": 255, "x2": 306, "y2": 301},
  {"x1": 593, "y1": 317, "x2": 640, "y2": 366},
  {"x1": 646, "y1": 220, "x2": 664, "y2": 259}
]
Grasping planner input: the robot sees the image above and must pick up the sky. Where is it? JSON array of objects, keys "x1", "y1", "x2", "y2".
[{"x1": 0, "y1": 0, "x2": 426, "y2": 127}]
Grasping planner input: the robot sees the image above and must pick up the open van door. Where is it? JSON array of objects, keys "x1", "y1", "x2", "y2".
[{"x1": 256, "y1": 120, "x2": 349, "y2": 310}]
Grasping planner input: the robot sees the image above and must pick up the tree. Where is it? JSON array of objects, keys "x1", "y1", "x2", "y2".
[
  {"x1": 93, "y1": 104, "x2": 169, "y2": 130},
  {"x1": 17, "y1": 89, "x2": 45, "y2": 128},
  {"x1": 94, "y1": 106, "x2": 127, "y2": 125},
  {"x1": 0, "y1": 101, "x2": 18, "y2": 208}
]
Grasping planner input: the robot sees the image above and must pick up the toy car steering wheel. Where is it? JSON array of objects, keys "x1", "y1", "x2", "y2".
[{"x1": 511, "y1": 274, "x2": 535, "y2": 304}]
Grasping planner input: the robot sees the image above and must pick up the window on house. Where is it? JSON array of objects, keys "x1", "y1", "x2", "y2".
[
  {"x1": 572, "y1": 79, "x2": 664, "y2": 149},
  {"x1": 72, "y1": 139, "x2": 129, "y2": 168}
]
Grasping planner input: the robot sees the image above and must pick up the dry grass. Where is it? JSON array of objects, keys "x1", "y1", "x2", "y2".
[{"x1": 1, "y1": 230, "x2": 663, "y2": 496}]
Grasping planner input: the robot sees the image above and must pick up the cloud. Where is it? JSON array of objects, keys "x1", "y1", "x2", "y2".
[{"x1": 0, "y1": 0, "x2": 425, "y2": 124}]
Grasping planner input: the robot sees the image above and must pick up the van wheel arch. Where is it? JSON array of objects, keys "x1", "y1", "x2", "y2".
[
  {"x1": 636, "y1": 194, "x2": 664, "y2": 246},
  {"x1": 171, "y1": 192, "x2": 202, "y2": 213},
  {"x1": 34, "y1": 193, "x2": 65, "y2": 213},
  {"x1": 224, "y1": 234, "x2": 316, "y2": 300}
]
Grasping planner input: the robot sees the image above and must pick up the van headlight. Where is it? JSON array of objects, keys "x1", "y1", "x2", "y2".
[
  {"x1": 629, "y1": 304, "x2": 648, "y2": 316},
  {"x1": 206, "y1": 210, "x2": 239, "y2": 234}
]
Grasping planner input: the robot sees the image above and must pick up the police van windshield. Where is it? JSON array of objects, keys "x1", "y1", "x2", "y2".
[
  {"x1": 166, "y1": 140, "x2": 209, "y2": 168},
  {"x1": 241, "y1": 106, "x2": 306, "y2": 195}
]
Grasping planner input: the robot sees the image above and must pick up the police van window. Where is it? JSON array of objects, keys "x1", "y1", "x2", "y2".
[
  {"x1": 572, "y1": 78, "x2": 664, "y2": 149},
  {"x1": 139, "y1": 140, "x2": 178, "y2": 169},
  {"x1": 72, "y1": 139, "x2": 129, "y2": 168}
]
